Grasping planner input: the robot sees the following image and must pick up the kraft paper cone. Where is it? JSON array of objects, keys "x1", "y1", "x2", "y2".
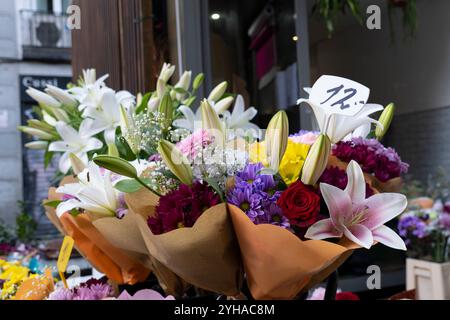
[
  {"x1": 14, "y1": 269, "x2": 54, "y2": 300},
  {"x1": 126, "y1": 188, "x2": 244, "y2": 296},
  {"x1": 59, "y1": 213, "x2": 150, "y2": 285},
  {"x1": 327, "y1": 156, "x2": 403, "y2": 193},
  {"x1": 228, "y1": 204, "x2": 359, "y2": 300}
]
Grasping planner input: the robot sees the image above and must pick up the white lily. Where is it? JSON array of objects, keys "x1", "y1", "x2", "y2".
[
  {"x1": 49, "y1": 120, "x2": 103, "y2": 173},
  {"x1": 82, "y1": 89, "x2": 124, "y2": 144},
  {"x1": 69, "y1": 69, "x2": 109, "y2": 106},
  {"x1": 173, "y1": 71, "x2": 192, "y2": 101},
  {"x1": 25, "y1": 141, "x2": 48, "y2": 150},
  {"x1": 26, "y1": 87, "x2": 61, "y2": 108},
  {"x1": 55, "y1": 161, "x2": 121, "y2": 219},
  {"x1": 42, "y1": 111, "x2": 57, "y2": 126},
  {"x1": 343, "y1": 122, "x2": 372, "y2": 141},
  {"x1": 147, "y1": 97, "x2": 160, "y2": 112},
  {"x1": 305, "y1": 160, "x2": 407, "y2": 250},
  {"x1": 298, "y1": 98, "x2": 383, "y2": 143}
]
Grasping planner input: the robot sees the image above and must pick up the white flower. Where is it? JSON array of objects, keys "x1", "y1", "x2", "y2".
[
  {"x1": 49, "y1": 120, "x2": 103, "y2": 173},
  {"x1": 45, "y1": 85, "x2": 78, "y2": 108},
  {"x1": 55, "y1": 161, "x2": 120, "y2": 219},
  {"x1": 222, "y1": 95, "x2": 260, "y2": 134},
  {"x1": 298, "y1": 98, "x2": 383, "y2": 143},
  {"x1": 26, "y1": 87, "x2": 61, "y2": 108},
  {"x1": 343, "y1": 123, "x2": 372, "y2": 141},
  {"x1": 69, "y1": 69, "x2": 109, "y2": 106}
]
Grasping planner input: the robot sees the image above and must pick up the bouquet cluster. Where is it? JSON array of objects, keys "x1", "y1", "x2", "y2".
[{"x1": 22, "y1": 69, "x2": 411, "y2": 300}]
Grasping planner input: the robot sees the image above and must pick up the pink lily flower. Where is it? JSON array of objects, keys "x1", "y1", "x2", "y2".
[{"x1": 305, "y1": 160, "x2": 407, "y2": 250}]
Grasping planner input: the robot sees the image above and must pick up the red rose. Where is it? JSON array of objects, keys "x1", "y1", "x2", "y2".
[
  {"x1": 336, "y1": 292, "x2": 360, "y2": 300},
  {"x1": 276, "y1": 181, "x2": 320, "y2": 228}
]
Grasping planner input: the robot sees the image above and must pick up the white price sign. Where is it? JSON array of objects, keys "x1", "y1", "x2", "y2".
[{"x1": 309, "y1": 75, "x2": 370, "y2": 116}]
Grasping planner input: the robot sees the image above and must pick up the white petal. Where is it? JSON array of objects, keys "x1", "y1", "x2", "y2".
[
  {"x1": 345, "y1": 160, "x2": 366, "y2": 203},
  {"x1": 58, "y1": 152, "x2": 71, "y2": 174},
  {"x1": 55, "y1": 122, "x2": 81, "y2": 144},
  {"x1": 56, "y1": 199, "x2": 80, "y2": 217},
  {"x1": 56, "y1": 183, "x2": 82, "y2": 197},
  {"x1": 305, "y1": 218, "x2": 343, "y2": 240},
  {"x1": 103, "y1": 171, "x2": 118, "y2": 210},
  {"x1": 79, "y1": 118, "x2": 104, "y2": 138},
  {"x1": 372, "y1": 225, "x2": 407, "y2": 250},
  {"x1": 298, "y1": 99, "x2": 327, "y2": 132},
  {"x1": 364, "y1": 193, "x2": 408, "y2": 229},
  {"x1": 344, "y1": 224, "x2": 373, "y2": 249},
  {"x1": 49, "y1": 141, "x2": 73, "y2": 152},
  {"x1": 104, "y1": 128, "x2": 117, "y2": 145},
  {"x1": 320, "y1": 183, "x2": 353, "y2": 228},
  {"x1": 84, "y1": 137, "x2": 103, "y2": 152}
]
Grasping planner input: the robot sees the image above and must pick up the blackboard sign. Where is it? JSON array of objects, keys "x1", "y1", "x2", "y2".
[{"x1": 20, "y1": 75, "x2": 72, "y2": 103}]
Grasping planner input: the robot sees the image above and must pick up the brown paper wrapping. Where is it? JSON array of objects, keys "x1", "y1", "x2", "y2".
[
  {"x1": 125, "y1": 188, "x2": 244, "y2": 296},
  {"x1": 44, "y1": 177, "x2": 151, "y2": 285},
  {"x1": 228, "y1": 204, "x2": 359, "y2": 300},
  {"x1": 327, "y1": 155, "x2": 403, "y2": 193}
]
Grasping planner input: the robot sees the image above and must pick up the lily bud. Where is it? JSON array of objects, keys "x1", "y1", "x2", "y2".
[
  {"x1": 208, "y1": 81, "x2": 227, "y2": 103},
  {"x1": 147, "y1": 97, "x2": 160, "y2": 112},
  {"x1": 175, "y1": 71, "x2": 192, "y2": 93},
  {"x1": 193, "y1": 73, "x2": 205, "y2": 91},
  {"x1": 156, "y1": 78, "x2": 166, "y2": 98},
  {"x1": 158, "y1": 93, "x2": 173, "y2": 128},
  {"x1": 51, "y1": 107, "x2": 70, "y2": 122},
  {"x1": 157, "y1": 140, "x2": 193, "y2": 185},
  {"x1": 94, "y1": 155, "x2": 138, "y2": 179},
  {"x1": 108, "y1": 143, "x2": 119, "y2": 157},
  {"x1": 159, "y1": 63, "x2": 176, "y2": 83},
  {"x1": 201, "y1": 99, "x2": 225, "y2": 146},
  {"x1": 69, "y1": 153, "x2": 86, "y2": 175},
  {"x1": 26, "y1": 87, "x2": 61, "y2": 108},
  {"x1": 25, "y1": 141, "x2": 48, "y2": 150},
  {"x1": 18, "y1": 126, "x2": 54, "y2": 140},
  {"x1": 301, "y1": 134, "x2": 331, "y2": 186},
  {"x1": 375, "y1": 103, "x2": 395, "y2": 140},
  {"x1": 265, "y1": 111, "x2": 289, "y2": 173},
  {"x1": 214, "y1": 96, "x2": 234, "y2": 114},
  {"x1": 42, "y1": 111, "x2": 57, "y2": 126},
  {"x1": 27, "y1": 119, "x2": 54, "y2": 132},
  {"x1": 45, "y1": 85, "x2": 78, "y2": 108}
]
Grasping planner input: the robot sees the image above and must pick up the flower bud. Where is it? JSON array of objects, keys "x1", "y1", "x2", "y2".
[
  {"x1": 43, "y1": 111, "x2": 57, "y2": 126},
  {"x1": 69, "y1": 153, "x2": 86, "y2": 175},
  {"x1": 27, "y1": 119, "x2": 54, "y2": 132},
  {"x1": 159, "y1": 63, "x2": 176, "y2": 83},
  {"x1": 157, "y1": 140, "x2": 193, "y2": 185},
  {"x1": 18, "y1": 126, "x2": 54, "y2": 140},
  {"x1": 193, "y1": 73, "x2": 205, "y2": 91},
  {"x1": 147, "y1": 97, "x2": 160, "y2": 112},
  {"x1": 158, "y1": 92, "x2": 173, "y2": 128},
  {"x1": 208, "y1": 81, "x2": 227, "y2": 103},
  {"x1": 26, "y1": 87, "x2": 61, "y2": 108},
  {"x1": 51, "y1": 107, "x2": 70, "y2": 122},
  {"x1": 45, "y1": 85, "x2": 78, "y2": 108},
  {"x1": 265, "y1": 111, "x2": 289, "y2": 172},
  {"x1": 301, "y1": 134, "x2": 331, "y2": 186},
  {"x1": 375, "y1": 103, "x2": 395, "y2": 140},
  {"x1": 214, "y1": 96, "x2": 234, "y2": 114},
  {"x1": 25, "y1": 141, "x2": 48, "y2": 150},
  {"x1": 94, "y1": 155, "x2": 138, "y2": 179},
  {"x1": 175, "y1": 71, "x2": 192, "y2": 94},
  {"x1": 201, "y1": 99, "x2": 225, "y2": 146}
]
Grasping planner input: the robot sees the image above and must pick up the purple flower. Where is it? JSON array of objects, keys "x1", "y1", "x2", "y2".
[
  {"x1": 47, "y1": 288, "x2": 75, "y2": 300},
  {"x1": 236, "y1": 162, "x2": 264, "y2": 184},
  {"x1": 255, "y1": 202, "x2": 290, "y2": 229},
  {"x1": 115, "y1": 193, "x2": 128, "y2": 219},
  {"x1": 439, "y1": 213, "x2": 450, "y2": 230},
  {"x1": 398, "y1": 215, "x2": 428, "y2": 239},
  {"x1": 333, "y1": 137, "x2": 409, "y2": 182},
  {"x1": 227, "y1": 182, "x2": 265, "y2": 220}
]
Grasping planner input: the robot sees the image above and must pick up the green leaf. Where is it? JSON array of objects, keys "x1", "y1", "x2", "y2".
[
  {"x1": 136, "y1": 92, "x2": 152, "y2": 114},
  {"x1": 115, "y1": 179, "x2": 144, "y2": 193},
  {"x1": 43, "y1": 200, "x2": 62, "y2": 208},
  {"x1": 44, "y1": 150, "x2": 54, "y2": 169},
  {"x1": 182, "y1": 96, "x2": 196, "y2": 107},
  {"x1": 116, "y1": 136, "x2": 137, "y2": 161},
  {"x1": 94, "y1": 155, "x2": 138, "y2": 178},
  {"x1": 203, "y1": 177, "x2": 224, "y2": 202}
]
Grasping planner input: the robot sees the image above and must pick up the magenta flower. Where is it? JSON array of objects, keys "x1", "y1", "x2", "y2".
[
  {"x1": 319, "y1": 166, "x2": 374, "y2": 197},
  {"x1": 148, "y1": 181, "x2": 220, "y2": 234},
  {"x1": 306, "y1": 160, "x2": 407, "y2": 250}
]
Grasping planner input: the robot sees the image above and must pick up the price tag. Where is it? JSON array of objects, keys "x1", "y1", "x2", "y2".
[
  {"x1": 57, "y1": 236, "x2": 74, "y2": 288},
  {"x1": 309, "y1": 75, "x2": 370, "y2": 116}
]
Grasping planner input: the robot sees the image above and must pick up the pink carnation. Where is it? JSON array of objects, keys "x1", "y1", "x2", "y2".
[{"x1": 176, "y1": 129, "x2": 214, "y2": 159}]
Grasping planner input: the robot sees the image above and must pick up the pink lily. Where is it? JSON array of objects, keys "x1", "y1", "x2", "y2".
[{"x1": 305, "y1": 160, "x2": 407, "y2": 250}]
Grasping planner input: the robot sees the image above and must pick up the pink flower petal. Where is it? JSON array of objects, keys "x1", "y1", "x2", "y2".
[
  {"x1": 372, "y1": 225, "x2": 406, "y2": 251},
  {"x1": 344, "y1": 224, "x2": 373, "y2": 249},
  {"x1": 305, "y1": 218, "x2": 343, "y2": 240},
  {"x1": 320, "y1": 183, "x2": 353, "y2": 227},
  {"x1": 344, "y1": 160, "x2": 366, "y2": 203},
  {"x1": 364, "y1": 193, "x2": 407, "y2": 230}
]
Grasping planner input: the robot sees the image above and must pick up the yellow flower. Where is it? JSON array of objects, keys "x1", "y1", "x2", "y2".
[
  {"x1": 250, "y1": 138, "x2": 310, "y2": 185},
  {"x1": 0, "y1": 260, "x2": 33, "y2": 300}
]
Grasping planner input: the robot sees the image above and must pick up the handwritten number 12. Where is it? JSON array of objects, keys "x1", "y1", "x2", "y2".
[{"x1": 320, "y1": 85, "x2": 357, "y2": 110}]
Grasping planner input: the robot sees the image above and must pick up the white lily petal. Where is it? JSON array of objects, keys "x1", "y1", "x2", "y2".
[
  {"x1": 320, "y1": 183, "x2": 353, "y2": 228},
  {"x1": 49, "y1": 141, "x2": 72, "y2": 152},
  {"x1": 58, "y1": 152, "x2": 71, "y2": 174},
  {"x1": 372, "y1": 225, "x2": 407, "y2": 250},
  {"x1": 56, "y1": 199, "x2": 81, "y2": 217},
  {"x1": 103, "y1": 171, "x2": 118, "y2": 210},
  {"x1": 55, "y1": 122, "x2": 81, "y2": 144},
  {"x1": 345, "y1": 160, "x2": 366, "y2": 203},
  {"x1": 84, "y1": 137, "x2": 103, "y2": 152},
  {"x1": 344, "y1": 224, "x2": 373, "y2": 249}
]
